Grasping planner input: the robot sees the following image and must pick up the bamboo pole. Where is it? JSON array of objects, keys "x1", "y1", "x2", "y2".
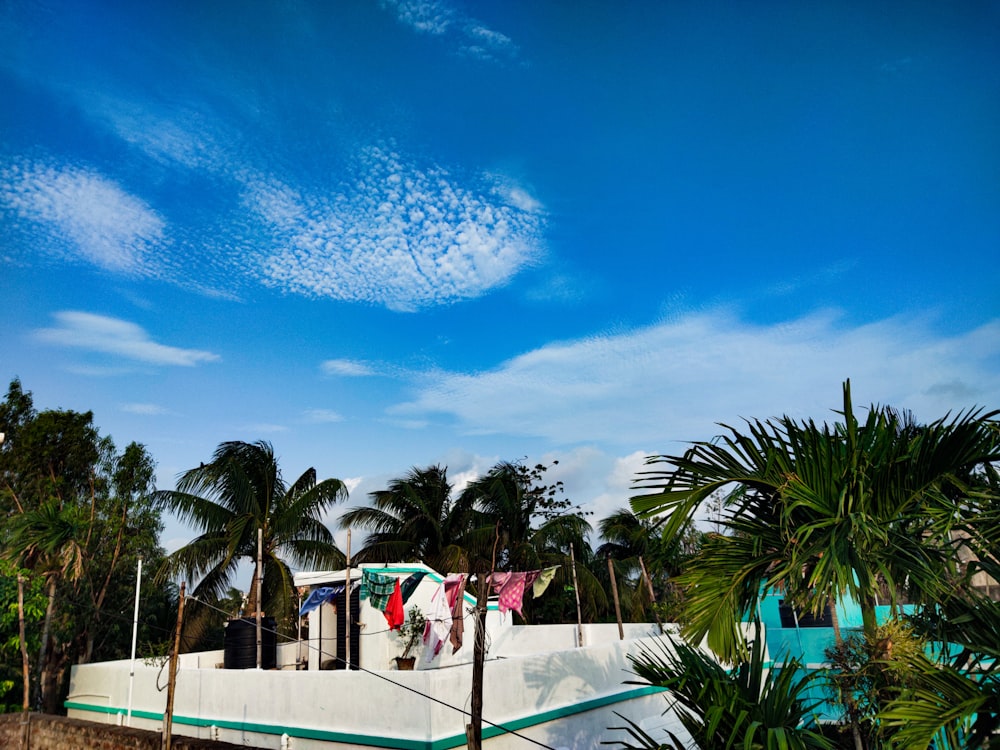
[
  {"x1": 17, "y1": 575, "x2": 29, "y2": 712},
  {"x1": 638, "y1": 556, "x2": 663, "y2": 633},
  {"x1": 162, "y1": 581, "x2": 185, "y2": 750},
  {"x1": 607, "y1": 555, "x2": 624, "y2": 640},
  {"x1": 570, "y1": 544, "x2": 583, "y2": 647}
]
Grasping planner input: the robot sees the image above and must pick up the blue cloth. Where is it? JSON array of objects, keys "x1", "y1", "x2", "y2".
[{"x1": 299, "y1": 585, "x2": 345, "y2": 616}]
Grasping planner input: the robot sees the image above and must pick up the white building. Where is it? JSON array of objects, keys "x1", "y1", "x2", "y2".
[{"x1": 66, "y1": 563, "x2": 705, "y2": 749}]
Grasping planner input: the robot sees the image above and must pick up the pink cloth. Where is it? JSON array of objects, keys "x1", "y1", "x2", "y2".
[
  {"x1": 488, "y1": 571, "x2": 540, "y2": 618},
  {"x1": 423, "y1": 574, "x2": 467, "y2": 660}
]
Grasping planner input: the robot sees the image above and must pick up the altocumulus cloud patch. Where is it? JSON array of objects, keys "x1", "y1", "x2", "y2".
[
  {"x1": 0, "y1": 158, "x2": 165, "y2": 276},
  {"x1": 243, "y1": 146, "x2": 544, "y2": 311}
]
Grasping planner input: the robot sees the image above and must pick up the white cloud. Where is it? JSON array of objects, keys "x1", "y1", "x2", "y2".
[
  {"x1": 391, "y1": 310, "x2": 1000, "y2": 447},
  {"x1": 243, "y1": 423, "x2": 289, "y2": 435},
  {"x1": 321, "y1": 359, "x2": 377, "y2": 377},
  {"x1": 303, "y1": 408, "x2": 345, "y2": 424},
  {"x1": 36, "y1": 311, "x2": 220, "y2": 367},
  {"x1": 246, "y1": 147, "x2": 543, "y2": 310},
  {"x1": 121, "y1": 402, "x2": 169, "y2": 416},
  {"x1": 380, "y1": 0, "x2": 518, "y2": 63},
  {"x1": 0, "y1": 159, "x2": 165, "y2": 274},
  {"x1": 380, "y1": 0, "x2": 454, "y2": 34}
]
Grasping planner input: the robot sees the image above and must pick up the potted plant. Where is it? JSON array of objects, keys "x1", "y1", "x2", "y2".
[{"x1": 394, "y1": 606, "x2": 426, "y2": 670}]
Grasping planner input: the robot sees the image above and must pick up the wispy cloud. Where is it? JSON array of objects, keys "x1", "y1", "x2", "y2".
[
  {"x1": 121, "y1": 402, "x2": 170, "y2": 416},
  {"x1": 245, "y1": 146, "x2": 543, "y2": 310},
  {"x1": 303, "y1": 408, "x2": 345, "y2": 423},
  {"x1": 392, "y1": 311, "x2": 1000, "y2": 446},
  {"x1": 36, "y1": 311, "x2": 220, "y2": 367},
  {"x1": 321, "y1": 359, "x2": 377, "y2": 377},
  {"x1": 380, "y1": 0, "x2": 519, "y2": 62},
  {"x1": 0, "y1": 158, "x2": 165, "y2": 274}
]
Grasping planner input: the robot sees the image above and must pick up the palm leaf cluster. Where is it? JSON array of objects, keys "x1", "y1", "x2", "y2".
[
  {"x1": 608, "y1": 626, "x2": 832, "y2": 750},
  {"x1": 631, "y1": 380, "x2": 1000, "y2": 659},
  {"x1": 154, "y1": 440, "x2": 347, "y2": 638},
  {"x1": 341, "y1": 461, "x2": 605, "y2": 621}
]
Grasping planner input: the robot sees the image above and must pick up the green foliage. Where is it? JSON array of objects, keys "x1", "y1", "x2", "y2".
[
  {"x1": 631, "y1": 380, "x2": 1000, "y2": 660},
  {"x1": 607, "y1": 625, "x2": 833, "y2": 750},
  {"x1": 154, "y1": 440, "x2": 348, "y2": 643},
  {"x1": 395, "y1": 606, "x2": 427, "y2": 659},
  {"x1": 0, "y1": 378, "x2": 167, "y2": 712},
  {"x1": 822, "y1": 619, "x2": 927, "y2": 748}
]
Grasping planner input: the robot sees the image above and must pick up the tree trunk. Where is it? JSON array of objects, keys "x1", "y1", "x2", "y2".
[
  {"x1": 18, "y1": 575, "x2": 30, "y2": 711},
  {"x1": 37, "y1": 576, "x2": 57, "y2": 711}
]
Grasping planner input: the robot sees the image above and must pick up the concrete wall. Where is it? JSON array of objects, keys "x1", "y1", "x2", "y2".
[
  {"x1": 66, "y1": 631, "x2": 690, "y2": 750},
  {"x1": 0, "y1": 711, "x2": 261, "y2": 750}
]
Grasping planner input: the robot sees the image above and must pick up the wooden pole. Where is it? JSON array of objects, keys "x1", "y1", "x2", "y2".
[
  {"x1": 607, "y1": 555, "x2": 624, "y2": 641},
  {"x1": 17, "y1": 575, "x2": 29, "y2": 711},
  {"x1": 256, "y1": 528, "x2": 263, "y2": 670},
  {"x1": 344, "y1": 529, "x2": 351, "y2": 670},
  {"x1": 638, "y1": 556, "x2": 663, "y2": 633},
  {"x1": 162, "y1": 581, "x2": 185, "y2": 750},
  {"x1": 570, "y1": 544, "x2": 584, "y2": 647},
  {"x1": 467, "y1": 523, "x2": 500, "y2": 750},
  {"x1": 465, "y1": 569, "x2": 488, "y2": 750}
]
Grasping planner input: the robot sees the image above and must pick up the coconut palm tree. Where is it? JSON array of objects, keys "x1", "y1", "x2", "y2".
[
  {"x1": 339, "y1": 465, "x2": 475, "y2": 573},
  {"x1": 631, "y1": 381, "x2": 1000, "y2": 660},
  {"x1": 154, "y1": 441, "x2": 347, "y2": 635},
  {"x1": 3, "y1": 498, "x2": 86, "y2": 711},
  {"x1": 463, "y1": 461, "x2": 606, "y2": 623}
]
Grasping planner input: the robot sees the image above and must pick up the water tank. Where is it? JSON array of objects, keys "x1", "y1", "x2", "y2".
[{"x1": 223, "y1": 617, "x2": 277, "y2": 669}]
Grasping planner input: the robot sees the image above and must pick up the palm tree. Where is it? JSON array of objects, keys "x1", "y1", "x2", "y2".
[
  {"x1": 4, "y1": 498, "x2": 86, "y2": 711},
  {"x1": 609, "y1": 624, "x2": 834, "y2": 750},
  {"x1": 154, "y1": 441, "x2": 347, "y2": 635},
  {"x1": 597, "y1": 508, "x2": 701, "y2": 622},
  {"x1": 631, "y1": 381, "x2": 1000, "y2": 660},
  {"x1": 339, "y1": 465, "x2": 475, "y2": 573},
  {"x1": 463, "y1": 461, "x2": 606, "y2": 623}
]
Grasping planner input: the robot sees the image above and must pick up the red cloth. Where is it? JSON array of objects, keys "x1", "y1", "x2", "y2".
[{"x1": 384, "y1": 578, "x2": 404, "y2": 630}]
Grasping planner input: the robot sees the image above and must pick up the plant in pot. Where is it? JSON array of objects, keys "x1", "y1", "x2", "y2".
[{"x1": 394, "y1": 606, "x2": 426, "y2": 670}]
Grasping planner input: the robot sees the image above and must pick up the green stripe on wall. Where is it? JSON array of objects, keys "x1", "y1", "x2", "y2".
[{"x1": 65, "y1": 685, "x2": 665, "y2": 749}]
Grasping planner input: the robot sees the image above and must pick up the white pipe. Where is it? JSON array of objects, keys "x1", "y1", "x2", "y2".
[{"x1": 126, "y1": 558, "x2": 142, "y2": 725}]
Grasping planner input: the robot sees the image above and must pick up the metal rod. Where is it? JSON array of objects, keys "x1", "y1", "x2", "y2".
[{"x1": 126, "y1": 558, "x2": 142, "y2": 725}]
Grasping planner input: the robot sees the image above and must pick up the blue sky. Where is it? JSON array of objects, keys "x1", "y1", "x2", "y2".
[{"x1": 2, "y1": 1, "x2": 998, "y2": 555}]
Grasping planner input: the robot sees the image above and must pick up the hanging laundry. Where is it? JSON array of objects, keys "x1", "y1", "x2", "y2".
[
  {"x1": 360, "y1": 569, "x2": 397, "y2": 611},
  {"x1": 488, "y1": 571, "x2": 541, "y2": 618},
  {"x1": 422, "y1": 573, "x2": 467, "y2": 660},
  {"x1": 423, "y1": 579, "x2": 453, "y2": 661},
  {"x1": 532, "y1": 566, "x2": 560, "y2": 598},
  {"x1": 383, "y1": 578, "x2": 405, "y2": 630},
  {"x1": 400, "y1": 571, "x2": 427, "y2": 604},
  {"x1": 446, "y1": 574, "x2": 467, "y2": 653},
  {"x1": 298, "y1": 585, "x2": 345, "y2": 617}
]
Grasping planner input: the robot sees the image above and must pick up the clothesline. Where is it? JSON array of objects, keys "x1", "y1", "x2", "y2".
[{"x1": 301, "y1": 566, "x2": 561, "y2": 663}]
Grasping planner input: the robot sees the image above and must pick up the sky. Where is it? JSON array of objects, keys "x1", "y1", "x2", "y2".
[{"x1": 2, "y1": 1, "x2": 998, "y2": 559}]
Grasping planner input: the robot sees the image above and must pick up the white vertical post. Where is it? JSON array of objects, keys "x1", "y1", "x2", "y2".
[
  {"x1": 344, "y1": 529, "x2": 351, "y2": 670},
  {"x1": 126, "y1": 557, "x2": 142, "y2": 725}
]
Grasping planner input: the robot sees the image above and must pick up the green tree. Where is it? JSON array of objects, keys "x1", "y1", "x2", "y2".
[
  {"x1": 631, "y1": 381, "x2": 1000, "y2": 660},
  {"x1": 154, "y1": 440, "x2": 348, "y2": 639},
  {"x1": 463, "y1": 461, "x2": 605, "y2": 623},
  {"x1": 340, "y1": 465, "x2": 475, "y2": 573},
  {"x1": 0, "y1": 379, "x2": 168, "y2": 713},
  {"x1": 597, "y1": 508, "x2": 701, "y2": 622},
  {"x1": 609, "y1": 625, "x2": 834, "y2": 750}
]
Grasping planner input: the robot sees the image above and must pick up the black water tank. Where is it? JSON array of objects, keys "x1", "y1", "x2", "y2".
[{"x1": 223, "y1": 617, "x2": 277, "y2": 669}]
